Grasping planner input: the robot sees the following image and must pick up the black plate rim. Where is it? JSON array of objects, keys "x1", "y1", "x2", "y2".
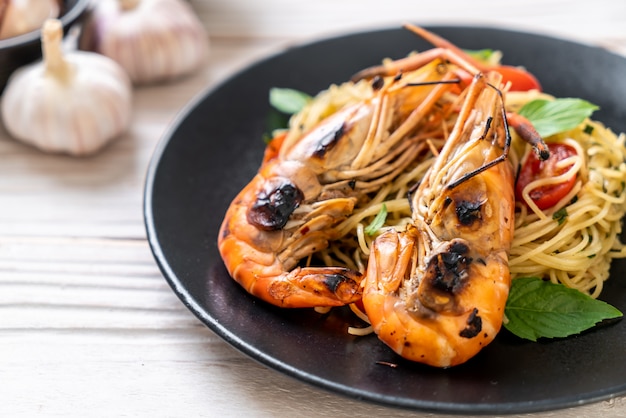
[{"x1": 144, "y1": 24, "x2": 626, "y2": 415}]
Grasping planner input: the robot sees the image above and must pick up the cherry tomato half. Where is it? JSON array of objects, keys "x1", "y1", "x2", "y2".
[
  {"x1": 515, "y1": 143, "x2": 578, "y2": 210},
  {"x1": 454, "y1": 66, "x2": 541, "y2": 93},
  {"x1": 494, "y1": 65, "x2": 542, "y2": 92}
]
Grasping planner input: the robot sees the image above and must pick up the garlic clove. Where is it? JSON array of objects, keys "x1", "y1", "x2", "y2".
[
  {"x1": 79, "y1": 0, "x2": 209, "y2": 85},
  {"x1": 1, "y1": 19, "x2": 133, "y2": 156},
  {"x1": 0, "y1": 0, "x2": 60, "y2": 40}
]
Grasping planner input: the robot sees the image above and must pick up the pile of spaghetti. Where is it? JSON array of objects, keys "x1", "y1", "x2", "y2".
[
  {"x1": 280, "y1": 79, "x2": 626, "y2": 301},
  {"x1": 507, "y1": 92, "x2": 626, "y2": 297}
]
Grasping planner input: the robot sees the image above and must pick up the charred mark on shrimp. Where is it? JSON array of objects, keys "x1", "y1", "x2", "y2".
[
  {"x1": 459, "y1": 308, "x2": 483, "y2": 338},
  {"x1": 324, "y1": 272, "x2": 363, "y2": 293},
  {"x1": 312, "y1": 121, "x2": 346, "y2": 159},
  {"x1": 456, "y1": 200, "x2": 483, "y2": 226},
  {"x1": 371, "y1": 76, "x2": 384, "y2": 90},
  {"x1": 247, "y1": 180, "x2": 304, "y2": 231},
  {"x1": 432, "y1": 241, "x2": 472, "y2": 293},
  {"x1": 420, "y1": 241, "x2": 473, "y2": 311}
]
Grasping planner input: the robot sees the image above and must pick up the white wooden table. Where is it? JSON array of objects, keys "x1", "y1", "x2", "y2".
[{"x1": 2, "y1": 1, "x2": 626, "y2": 416}]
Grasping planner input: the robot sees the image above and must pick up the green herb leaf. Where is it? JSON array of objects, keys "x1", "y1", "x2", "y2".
[
  {"x1": 269, "y1": 88, "x2": 311, "y2": 114},
  {"x1": 583, "y1": 124, "x2": 595, "y2": 135},
  {"x1": 517, "y1": 98, "x2": 599, "y2": 138},
  {"x1": 364, "y1": 204, "x2": 388, "y2": 236},
  {"x1": 264, "y1": 109, "x2": 290, "y2": 140},
  {"x1": 552, "y1": 207, "x2": 568, "y2": 225},
  {"x1": 463, "y1": 48, "x2": 496, "y2": 63},
  {"x1": 504, "y1": 277, "x2": 622, "y2": 341}
]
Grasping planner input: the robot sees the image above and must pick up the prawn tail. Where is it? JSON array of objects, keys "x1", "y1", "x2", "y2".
[{"x1": 253, "y1": 266, "x2": 363, "y2": 308}]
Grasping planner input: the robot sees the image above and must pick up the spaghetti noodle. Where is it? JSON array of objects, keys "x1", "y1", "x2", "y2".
[{"x1": 509, "y1": 108, "x2": 626, "y2": 297}]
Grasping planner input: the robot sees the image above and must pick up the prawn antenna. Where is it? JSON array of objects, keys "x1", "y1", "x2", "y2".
[
  {"x1": 406, "y1": 78, "x2": 462, "y2": 87},
  {"x1": 446, "y1": 82, "x2": 510, "y2": 190}
]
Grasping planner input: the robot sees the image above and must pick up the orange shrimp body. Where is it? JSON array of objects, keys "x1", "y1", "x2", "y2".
[
  {"x1": 219, "y1": 61, "x2": 458, "y2": 308},
  {"x1": 363, "y1": 72, "x2": 515, "y2": 367}
]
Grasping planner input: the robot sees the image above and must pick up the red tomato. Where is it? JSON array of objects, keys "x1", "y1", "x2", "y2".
[
  {"x1": 515, "y1": 143, "x2": 578, "y2": 210},
  {"x1": 453, "y1": 66, "x2": 541, "y2": 92},
  {"x1": 494, "y1": 65, "x2": 542, "y2": 92}
]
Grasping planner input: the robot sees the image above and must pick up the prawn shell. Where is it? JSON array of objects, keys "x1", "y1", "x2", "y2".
[
  {"x1": 363, "y1": 230, "x2": 511, "y2": 367},
  {"x1": 218, "y1": 159, "x2": 362, "y2": 308}
]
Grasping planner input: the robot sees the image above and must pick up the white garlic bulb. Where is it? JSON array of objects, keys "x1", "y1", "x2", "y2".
[
  {"x1": 1, "y1": 19, "x2": 133, "y2": 156},
  {"x1": 0, "y1": 0, "x2": 60, "y2": 39},
  {"x1": 79, "y1": 0, "x2": 209, "y2": 84}
]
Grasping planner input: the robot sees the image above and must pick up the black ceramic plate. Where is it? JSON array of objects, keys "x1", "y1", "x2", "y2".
[{"x1": 144, "y1": 26, "x2": 626, "y2": 414}]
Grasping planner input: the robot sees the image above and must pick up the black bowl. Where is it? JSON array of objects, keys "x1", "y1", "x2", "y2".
[{"x1": 0, "y1": 0, "x2": 90, "y2": 93}]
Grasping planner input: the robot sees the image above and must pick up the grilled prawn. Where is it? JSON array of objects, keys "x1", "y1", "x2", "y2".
[
  {"x1": 363, "y1": 72, "x2": 518, "y2": 367},
  {"x1": 218, "y1": 60, "x2": 461, "y2": 308}
]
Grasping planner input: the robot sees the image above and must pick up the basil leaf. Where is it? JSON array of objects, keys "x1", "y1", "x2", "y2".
[
  {"x1": 464, "y1": 48, "x2": 496, "y2": 62},
  {"x1": 269, "y1": 88, "x2": 311, "y2": 114},
  {"x1": 504, "y1": 277, "x2": 622, "y2": 341},
  {"x1": 364, "y1": 204, "x2": 388, "y2": 236},
  {"x1": 517, "y1": 98, "x2": 599, "y2": 138},
  {"x1": 264, "y1": 109, "x2": 290, "y2": 142}
]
